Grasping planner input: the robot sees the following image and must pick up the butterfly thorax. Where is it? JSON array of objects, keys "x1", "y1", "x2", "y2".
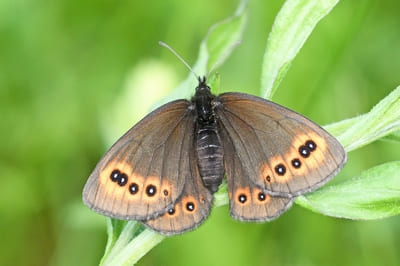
[
  {"x1": 193, "y1": 78, "x2": 214, "y2": 122},
  {"x1": 192, "y1": 78, "x2": 224, "y2": 193}
]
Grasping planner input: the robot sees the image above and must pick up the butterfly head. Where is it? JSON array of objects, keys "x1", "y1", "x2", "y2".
[{"x1": 195, "y1": 76, "x2": 211, "y2": 93}]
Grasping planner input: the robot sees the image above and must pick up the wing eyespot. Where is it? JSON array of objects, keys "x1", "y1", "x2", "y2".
[
  {"x1": 257, "y1": 192, "x2": 266, "y2": 201},
  {"x1": 299, "y1": 139, "x2": 318, "y2": 158},
  {"x1": 129, "y1": 183, "x2": 139, "y2": 195},
  {"x1": 182, "y1": 196, "x2": 198, "y2": 213},
  {"x1": 305, "y1": 140, "x2": 317, "y2": 151},
  {"x1": 274, "y1": 164, "x2": 286, "y2": 176},
  {"x1": 291, "y1": 158, "x2": 301, "y2": 169},
  {"x1": 186, "y1": 202, "x2": 195, "y2": 212},
  {"x1": 167, "y1": 208, "x2": 175, "y2": 215},
  {"x1": 163, "y1": 189, "x2": 169, "y2": 196},
  {"x1": 117, "y1": 173, "x2": 128, "y2": 186},
  {"x1": 299, "y1": 145, "x2": 311, "y2": 158},
  {"x1": 145, "y1": 184, "x2": 157, "y2": 197},
  {"x1": 110, "y1": 169, "x2": 128, "y2": 186},
  {"x1": 238, "y1": 194, "x2": 247, "y2": 204},
  {"x1": 110, "y1": 169, "x2": 120, "y2": 182}
]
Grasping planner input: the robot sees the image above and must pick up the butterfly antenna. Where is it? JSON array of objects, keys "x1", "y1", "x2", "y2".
[
  {"x1": 206, "y1": 40, "x2": 242, "y2": 78},
  {"x1": 159, "y1": 41, "x2": 199, "y2": 80}
]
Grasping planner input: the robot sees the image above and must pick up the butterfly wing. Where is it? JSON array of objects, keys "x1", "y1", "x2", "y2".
[
  {"x1": 143, "y1": 135, "x2": 213, "y2": 235},
  {"x1": 215, "y1": 92, "x2": 347, "y2": 197},
  {"x1": 83, "y1": 99, "x2": 195, "y2": 220},
  {"x1": 219, "y1": 122, "x2": 293, "y2": 221}
]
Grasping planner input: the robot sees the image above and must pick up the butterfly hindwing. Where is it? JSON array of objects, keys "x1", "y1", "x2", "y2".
[
  {"x1": 219, "y1": 121, "x2": 293, "y2": 221},
  {"x1": 144, "y1": 135, "x2": 213, "y2": 235},
  {"x1": 215, "y1": 92, "x2": 347, "y2": 197},
  {"x1": 83, "y1": 100, "x2": 194, "y2": 220}
]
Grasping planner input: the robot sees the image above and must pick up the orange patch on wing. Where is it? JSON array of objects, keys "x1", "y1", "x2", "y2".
[
  {"x1": 165, "y1": 204, "x2": 181, "y2": 218},
  {"x1": 98, "y1": 160, "x2": 167, "y2": 205},
  {"x1": 260, "y1": 161, "x2": 275, "y2": 183},
  {"x1": 266, "y1": 155, "x2": 293, "y2": 184},
  {"x1": 141, "y1": 176, "x2": 162, "y2": 203},
  {"x1": 251, "y1": 187, "x2": 271, "y2": 205},
  {"x1": 234, "y1": 187, "x2": 251, "y2": 206},
  {"x1": 268, "y1": 155, "x2": 283, "y2": 170},
  {"x1": 161, "y1": 179, "x2": 174, "y2": 198},
  {"x1": 182, "y1": 196, "x2": 198, "y2": 214},
  {"x1": 289, "y1": 159, "x2": 308, "y2": 175},
  {"x1": 99, "y1": 161, "x2": 133, "y2": 185},
  {"x1": 275, "y1": 172, "x2": 293, "y2": 184},
  {"x1": 293, "y1": 132, "x2": 328, "y2": 153},
  {"x1": 306, "y1": 144, "x2": 328, "y2": 168},
  {"x1": 292, "y1": 132, "x2": 329, "y2": 172},
  {"x1": 99, "y1": 161, "x2": 134, "y2": 200},
  {"x1": 284, "y1": 147, "x2": 309, "y2": 175},
  {"x1": 259, "y1": 132, "x2": 330, "y2": 184}
]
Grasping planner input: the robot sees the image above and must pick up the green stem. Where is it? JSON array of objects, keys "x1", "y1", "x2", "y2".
[{"x1": 101, "y1": 224, "x2": 165, "y2": 266}]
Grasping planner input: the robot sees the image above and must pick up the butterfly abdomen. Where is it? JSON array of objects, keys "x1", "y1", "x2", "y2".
[{"x1": 196, "y1": 121, "x2": 224, "y2": 193}]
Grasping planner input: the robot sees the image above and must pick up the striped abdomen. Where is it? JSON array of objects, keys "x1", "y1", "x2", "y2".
[{"x1": 196, "y1": 121, "x2": 224, "y2": 193}]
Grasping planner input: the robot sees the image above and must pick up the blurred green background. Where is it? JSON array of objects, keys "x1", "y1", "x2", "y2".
[{"x1": 1, "y1": 0, "x2": 400, "y2": 265}]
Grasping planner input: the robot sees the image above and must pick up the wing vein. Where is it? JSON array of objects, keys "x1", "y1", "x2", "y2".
[{"x1": 217, "y1": 110, "x2": 258, "y2": 184}]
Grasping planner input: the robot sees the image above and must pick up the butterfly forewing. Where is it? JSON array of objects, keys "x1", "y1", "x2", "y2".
[
  {"x1": 144, "y1": 130, "x2": 213, "y2": 235},
  {"x1": 83, "y1": 100, "x2": 194, "y2": 220},
  {"x1": 215, "y1": 92, "x2": 347, "y2": 197}
]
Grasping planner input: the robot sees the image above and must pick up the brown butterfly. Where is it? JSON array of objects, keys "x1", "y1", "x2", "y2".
[{"x1": 83, "y1": 76, "x2": 347, "y2": 235}]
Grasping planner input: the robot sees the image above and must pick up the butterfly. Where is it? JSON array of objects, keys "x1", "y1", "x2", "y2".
[{"x1": 83, "y1": 76, "x2": 347, "y2": 235}]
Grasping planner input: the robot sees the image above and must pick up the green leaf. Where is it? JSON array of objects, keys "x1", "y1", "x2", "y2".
[
  {"x1": 203, "y1": 0, "x2": 248, "y2": 75},
  {"x1": 382, "y1": 130, "x2": 400, "y2": 142},
  {"x1": 214, "y1": 181, "x2": 229, "y2": 207},
  {"x1": 261, "y1": 0, "x2": 340, "y2": 99},
  {"x1": 325, "y1": 86, "x2": 400, "y2": 152},
  {"x1": 296, "y1": 162, "x2": 400, "y2": 220},
  {"x1": 156, "y1": 0, "x2": 247, "y2": 105}
]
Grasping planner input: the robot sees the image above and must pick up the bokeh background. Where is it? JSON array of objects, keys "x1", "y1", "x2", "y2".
[{"x1": 1, "y1": 0, "x2": 400, "y2": 265}]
